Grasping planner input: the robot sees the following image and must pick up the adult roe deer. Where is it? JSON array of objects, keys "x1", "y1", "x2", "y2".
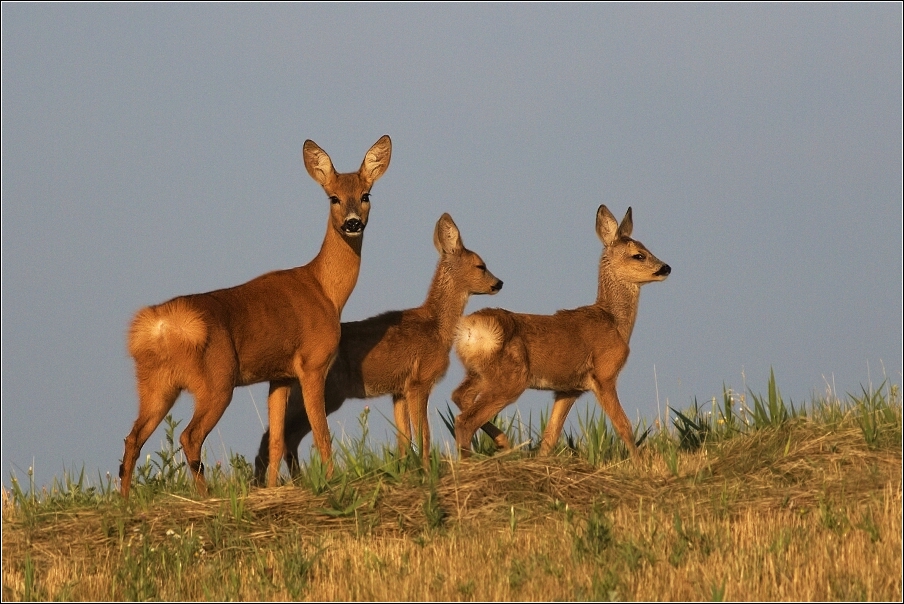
[
  {"x1": 120, "y1": 135, "x2": 392, "y2": 497},
  {"x1": 451, "y1": 204, "x2": 670, "y2": 459},
  {"x1": 255, "y1": 213, "x2": 503, "y2": 482}
]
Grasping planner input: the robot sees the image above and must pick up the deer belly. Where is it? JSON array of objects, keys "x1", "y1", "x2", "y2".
[
  {"x1": 235, "y1": 350, "x2": 297, "y2": 385},
  {"x1": 526, "y1": 358, "x2": 597, "y2": 392},
  {"x1": 529, "y1": 375, "x2": 588, "y2": 392}
]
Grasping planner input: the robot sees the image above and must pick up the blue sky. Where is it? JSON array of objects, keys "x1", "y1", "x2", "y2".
[{"x1": 2, "y1": 4, "x2": 901, "y2": 490}]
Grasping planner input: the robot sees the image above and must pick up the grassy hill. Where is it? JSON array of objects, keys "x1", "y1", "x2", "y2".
[{"x1": 3, "y1": 376, "x2": 901, "y2": 601}]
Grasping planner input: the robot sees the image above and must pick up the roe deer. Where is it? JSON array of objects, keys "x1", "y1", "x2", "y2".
[
  {"x1": 254, "y1": 213, "x2": 503, "y2": 481},
  {"x1": 120, "y1": 135, "x2": 392, "y2": 497},
  {"x1": 451, "y1": 204, "x2": 670, "y2": 460}
]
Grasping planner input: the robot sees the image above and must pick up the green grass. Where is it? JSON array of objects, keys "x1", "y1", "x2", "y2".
[
  {"x1": 5, "y1": 372, "x2": 900, "y2": 513},
  {"x1": 3, "y1": 374, "x2": 901, "y2": 601}
]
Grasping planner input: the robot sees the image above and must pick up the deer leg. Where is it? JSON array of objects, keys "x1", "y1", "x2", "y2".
[
  {"x1": 296, "y1": 361, "x2": 334, "y2": 478},
  {"x1": 454, "y1": 384, "x2": 524, "y2": 458},
  {"x1": 266, "y1": 382, "x2": 290, "y2": 488},
  {"x1": 286, "y1": 379, "x2": 328, "y2": 479},
  {"x1": 407, "y1": 382, "x2": 434, "y2": 467},
  {"x1": 479, "y1": 421, "x2": 510, "y2": 450},
  {"x1": 120, "y1": 379, "x2": 181, "y2": 498},
  {"x1": 590, "y1": 378, "x2": 639, "y2": 461},
  {"x1": 179, "y1": 384, "x2": 234, "y2": 497},
  {"x1": 451, "y1": 372, "x2": 479, "y2": 410},
  {"x1": 283, "y1": 410, "x2": 307, "y2": 480},
  {"x1": 453, "y1": 373, "x2": 510, "y2": 450},
  {"x1": 253, "y1": 379, "x2": 291, "y2": 485},
  {"x1": 260, "y1": 378, "x2": 341, "y2": 483},
  {"x1": 392, "y1": 394, "x2": 412, "y2": 456},
  {"x1": 253, "y1": 427, "x2": 269, "y2": 486},
  {"x1": 451, "y1": 375, "x2": 481, "y2": 458},
  {"x1": 538, "y1": 392, "x2": 581, "y2": 455}
]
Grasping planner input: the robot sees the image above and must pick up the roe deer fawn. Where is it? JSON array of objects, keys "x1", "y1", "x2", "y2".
[
  {"x1": 255, "y1": 213, "x2": 503, "y2": 481},
  {"x1": 451, "y1": 204, "x2": 670, "y2": 459},
  {"x1": 120, "y1": 135, "x2": 392, "y2": 497}
]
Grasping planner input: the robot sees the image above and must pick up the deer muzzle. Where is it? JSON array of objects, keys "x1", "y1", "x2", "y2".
[
  {"x1": 654, "y1": 264, "x2": 671, "y2": 277},
  {"x1": 342, "y1": 217, "x2": 366, "y2": 234}
]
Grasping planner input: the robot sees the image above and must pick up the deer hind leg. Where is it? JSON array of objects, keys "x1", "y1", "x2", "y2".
[
  {"x1": 453, "y1": 374, "x2": 511, "y2": 450},
  {"x1": 120, "y1": 375, "x2": 181, "y2": 498},
  {"x1": 538, "y1": 391, "x2": 581, "y2": 455},
  {"x1": 450, "y1": 371, "x2": 478, "y2": 411},
  {"x1": 179, "y1": 382, "x2": 234, "y2": 497},
  {"x1": 480, "y1": 421, "x2": 511, "y2": 450},
  {"x1": 453, "y1": 380, "x2": 526, "y2": 458},
  {"x1": 450, "y1": 372, "x2": 480, "y2": 456},
  {"x1": 590, "y1": 378, "x2": 639, "y2": 461}
]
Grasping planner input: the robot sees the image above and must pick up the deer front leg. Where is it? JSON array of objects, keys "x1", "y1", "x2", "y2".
[
  {"x1": 297, "y1": 362, "x2": 334, "y2": 478},
  {"x1": 538, "y1": 391, "x2": 580, "y2": 455},
  {"x1": 266, "y1": 382, "x2": 290, "y2": 488},
  {"x1": 391, "y1": 394, "x2": 412, "y2": 456},
  {"x1": 590, "y1": 379, "x2": 640, "y2": 462},
  {"x1": 405, "y1": 381, "x2": 434, "y2": 467}
]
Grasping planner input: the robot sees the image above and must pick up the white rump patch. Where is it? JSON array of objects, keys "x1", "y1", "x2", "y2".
[
  {"x1": 153, "y1": 319, "x2": 168, "y2": 337},
  {"x1": 128, "y1": 299, "x2": 207, "y2": 356},
  {"x1": 455, "y1": 314, "x2": 503, "y2": 360}
]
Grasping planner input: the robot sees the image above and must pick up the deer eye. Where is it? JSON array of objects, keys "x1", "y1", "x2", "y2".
[
  {"x1": 476, "y1": 264, "x2": 486, "y2": 271},
  {"x1": 361, "y1": 193, "x2": 371, "y2": 203},
  {"x1": 632, "y1": 253, "x2": 646, "y2": 261},
  {"x1": 329, "y1": 196, "x2": 341, "y2": 205}
]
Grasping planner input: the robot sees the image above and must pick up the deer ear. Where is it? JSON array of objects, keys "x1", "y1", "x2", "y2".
[
  {"x1": 596, "y1": 205, "x2": 620, "y2": 245},
  {"x1": 303, "y1": 140, "x2": 337, "y2": 186},
  {"x1": 617, "y1": 207, "x2": 634, "y2": 239},
  {"x1": 434, "y1": 213, "x2": 463, "y2": 255},
  {"x1": 359, "y1": 135, "x2": 392, "y2": 186}
]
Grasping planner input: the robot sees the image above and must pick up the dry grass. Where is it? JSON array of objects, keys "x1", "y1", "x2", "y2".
[{"x1": 3, "y1": 418, "x2": 901, "y2": 601}]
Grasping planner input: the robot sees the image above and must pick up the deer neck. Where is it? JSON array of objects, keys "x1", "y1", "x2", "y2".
[
  {"x1": 308, "y1": 220, "x2": 363, "y2": 314},
  {"x1": 596, "y1": 257, "x2": 641, "y2": 343},
  {"x1": 423, "y1": 263, "x2": 470, "y2": 347}
]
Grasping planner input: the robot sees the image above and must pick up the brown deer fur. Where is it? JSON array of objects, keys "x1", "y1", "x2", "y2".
[
  {"x1": 451, "y1": 205, "x2": 670, "y2": 459},
  {"x1": 120, "y1": 136, "x2": 392, "y2": 497},
  {"x1": 255, "y1": 213, "x2": 503, "y2": 481}
]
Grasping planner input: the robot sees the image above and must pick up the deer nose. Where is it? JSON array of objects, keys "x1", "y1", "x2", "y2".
[
  {"x1": 492, "y1": 280, "x2": 504, "y2": 292},
  {"x1": 655, "y1": 264, "x2": 671, "y2": 277},
  {"x1": 342, "y1": 218, "x2": 365, "y2": 233}
]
